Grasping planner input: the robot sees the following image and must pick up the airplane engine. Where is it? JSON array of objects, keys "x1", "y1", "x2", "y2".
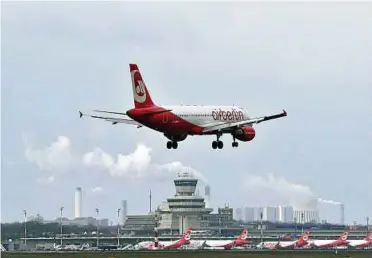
[
  {"x1": 234, "y1": 126, "x2": 255, "y2": 142},
  {"x1": 164, "y1": 134, "x2": 188, "y2": 142}
]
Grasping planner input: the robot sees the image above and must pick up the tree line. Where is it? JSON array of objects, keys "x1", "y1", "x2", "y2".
[{"x1": 1, "y1": 221, "x2": 115, "y2": 241}]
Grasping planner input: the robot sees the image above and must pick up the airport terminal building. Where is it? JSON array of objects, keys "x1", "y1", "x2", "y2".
[{"x1": 122, "y1": 171, "x2": 238, "y2": 236}]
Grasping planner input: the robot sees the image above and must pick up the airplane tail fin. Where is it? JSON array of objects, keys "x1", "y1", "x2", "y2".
[
  {"x1": 129, "y1": 64, "x2": 156, "y2": 109},
  {"x1": 182, "y1": 227, "x2": 192, "y2": 243},
  {"x1": 338, "y1": 230, "x2": 349, "y2": 241},
  {"x1": 299, "y1": 229, "x2": 310, "y2": 242},
  {"x1": 238, "y1": 228, "x2": 248, "y2": 240},
  {"x1": 363, "y1": 232, "x2": 372, "y2": 241}
]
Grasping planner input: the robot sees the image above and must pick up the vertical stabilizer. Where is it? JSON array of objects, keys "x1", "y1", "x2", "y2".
[{"x1": 129, "y1": 64, "x2": 155, "y2": 109}]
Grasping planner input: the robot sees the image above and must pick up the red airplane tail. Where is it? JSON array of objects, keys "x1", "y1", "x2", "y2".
[
  {"x1": 363, "y1": 232, "x2": 372, "y2": 242},
  {"x1": 338, "y1": 230, "x2": 349, "y2": 241},
  {"x1": 297, "y1": 229, "x2": 310, "y2": 246},
  {"x1": 129, "y1": 64, "x2": 156, "y2": 109},
  {"x1": 181, "y1": 227, "x2": 192, "y2": 244},
  {"x1": 238, "y1": 228, "x2": 248, "y2": 240}
]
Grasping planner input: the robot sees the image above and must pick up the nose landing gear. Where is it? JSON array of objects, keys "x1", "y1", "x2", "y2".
[{"x1": 232, "y1": 136, "x2": 239, "y2": 148}]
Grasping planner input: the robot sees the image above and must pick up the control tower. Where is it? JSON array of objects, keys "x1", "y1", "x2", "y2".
[{"x1": 164, "y1": 171, "x2": 213, "y2": 234}]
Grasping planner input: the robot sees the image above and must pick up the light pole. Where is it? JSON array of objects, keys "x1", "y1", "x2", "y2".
[
  {"x1": 367, "y1": 216, "x2": 369, "y2": 235},
  {"x1": 301, "y1": 212, "x2": 304, "y2": 233},
  {"x1": 260, "y1": 212, "x2": 263, "y2": 244},
  {"x1": 60, "y1": 207, "x2": 64, "y2": 246},
  {"x1": 95, "y1": 208, "x2": 99, "y2": 248},
  {"x1": 117, "y1": 208, "x2": 121, "y2": 247},
  {"x1": 22, "y1": 210, "x2": 27, "y2": 248},
  {"x1": 294, "y1": 217, "x2": 297, "y2": 237}
]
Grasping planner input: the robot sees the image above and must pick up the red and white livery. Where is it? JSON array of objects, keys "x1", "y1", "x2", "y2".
[
  {"x1": 137, "y1": 227, "x2": 192, "y2": 250},
  {"x1": 348, "y1": 232, "x2": 372, "y2": 249},
  {"x1": 80, "y1": 64, "x2": 287, "y2": 149},
  {"x1": 277, "y1": 229, "x2": 311, "y2": 249},
  {"x1": 202, "y1": 228, "x2": 249, "y2": 250},
  {"x1": 258, "y1": 230, "x2": 310, "y2": 250},
  {"x1": 310, "y1": 230, "x2": 350, "y2": 249}
]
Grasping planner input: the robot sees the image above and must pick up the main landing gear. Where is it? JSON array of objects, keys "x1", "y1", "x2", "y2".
[
  {"x1": 212, "y1": 134, "x2": 224, "y2": 149},
  {"x1": 166, "y1": 141, "x2": 178, "y2": 149}
]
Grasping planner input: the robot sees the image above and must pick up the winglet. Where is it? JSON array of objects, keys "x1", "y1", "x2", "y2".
[
  {"x1": 283, "y1": 109, "x2": 287, "y2": 116},
  {"x1": 79, "y1": 111, "x2": 83, "y2": 118}
]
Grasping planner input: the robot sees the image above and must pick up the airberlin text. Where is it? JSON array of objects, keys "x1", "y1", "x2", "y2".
[{"x1": 212, "y1": 109, "x2": 244, "y2": 121}]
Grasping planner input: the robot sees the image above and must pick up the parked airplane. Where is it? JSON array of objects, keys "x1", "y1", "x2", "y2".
[
  {"x1": 276, "y1": 229, "x2": 311, "y2": 249},
  {"x1": 136, "y1": 227, "x2": 192, "y2": 250},
  {"x1": 202, "y1": 228, "x2": 249, "y2": 249},
  {"x1": 257, "y1": 229, "x2": 310, "y2": 250},
  {"x1": 348, "y1": 232, "x2": 372, "y2": 249},
  {"x1": 310, "y1": 230, "x2": 349, "y2": 249},
  {"x1": 79, "y1": 64, "x2": 287, "y2": 149}
]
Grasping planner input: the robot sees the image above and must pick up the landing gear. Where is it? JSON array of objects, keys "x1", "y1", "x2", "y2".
[
  {"x1": 166, "y1": 141, "x2": 178, "y2": 149},
  {"x1": 212, "y1": 134, "x2": 223, "y2": 149},
  {"x1": 232, "y1": 136, "x2": 239, "y2": 148}
]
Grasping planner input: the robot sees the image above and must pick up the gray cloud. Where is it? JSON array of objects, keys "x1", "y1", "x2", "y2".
[{"x1": 2, "y1": 1, "x2": 372, "y2": 223}]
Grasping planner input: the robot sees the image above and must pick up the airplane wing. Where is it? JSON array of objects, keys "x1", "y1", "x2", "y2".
[
  {"x1": 79, "y1": 111, "x2": 143, "y2": 127},
  {"x1": 202, "y1": 109, "x2": 287, "y2": 133}
]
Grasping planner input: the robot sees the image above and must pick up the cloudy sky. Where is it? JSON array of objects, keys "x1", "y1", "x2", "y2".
[{"x1": 2, "y1": 1, "x2": 372, "y2": 225}]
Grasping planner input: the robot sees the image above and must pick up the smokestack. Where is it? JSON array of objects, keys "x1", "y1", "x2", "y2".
[
  {"x1": 205, "y1": 185, "x2": 211, "y2": 208},
  {"x1": 149, "y1": 189, "x2": 152, "y2": 213},
  {"x1": 74, "y1": 187, "x2": 82, "y2": 218},
  {"x1": 121, "y1": 200, "x2": 128, "y2": 225},
  {"x1": 340, "y1": 203, "x2": 345, "y2": 225}
]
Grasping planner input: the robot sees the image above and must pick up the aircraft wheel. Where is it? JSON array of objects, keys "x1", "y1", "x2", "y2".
[
  {"x1": 166, "y1": 141, "x2": 172, "y2": 149},
  {"x1": 212, "y1": 141, "x2": 218, "y2": 149},
  {"x1": 217, "y1": 141, "x2": 223, "y2": 149},
  {"x1": 232, "y1": 142, "x2": 238, "y2": 147},
  {"x1": 172, "y1": 141, "x2": 178, "y2": 149}
]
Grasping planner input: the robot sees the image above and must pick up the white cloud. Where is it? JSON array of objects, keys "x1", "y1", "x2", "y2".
[
  {"x1": 317, "y1": 198, "x2": 342, "y2": 206},
  {"x1": 244, "y1": 173, "x2": 341, "y2": 210},
  {"x1": 157, "y1": 161, "x2": 209, "y2": 185},
  {"x1": 82, "y1": 143, "x2": 208, "y2": 183},
  {"x1": 82, "y1": 143, "x2": 152, "y2": 178},
  {"x1": 36, "y1": 175, "x2": 55, "y2": 184},
  {"x1": 24, "y1": 135, "x2": 75, "y2": 172},
  {"x1": 91, "y1": 186, "x2": 103, "y2": 194},
  {"x1": 24, "y1": 135, "x2": 207, "y2": 184}
]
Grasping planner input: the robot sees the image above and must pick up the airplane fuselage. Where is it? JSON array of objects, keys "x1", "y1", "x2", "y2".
[
  {"x1": 126, "y1": 105, "x2": 249, "y2": 135},
  {"x1": 311, "y1": 240, "x2": 349, "y2": 248}
]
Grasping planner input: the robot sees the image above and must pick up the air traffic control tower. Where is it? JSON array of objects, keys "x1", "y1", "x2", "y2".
[{"x1": 159, "y1": 171, "x2": 213, "y2": 234}]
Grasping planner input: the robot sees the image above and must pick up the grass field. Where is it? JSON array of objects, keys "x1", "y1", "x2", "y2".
[{"x1": 2, "y1": 250, "x2": 372, "y2": 258}]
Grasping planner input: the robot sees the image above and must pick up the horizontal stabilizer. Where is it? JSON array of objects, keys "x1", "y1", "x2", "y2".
[
  {"x1": 92, "y1": 110, "x2": 128, "y2": 116},
  {"x1": 79, "y1": 111, "x2": 143, "y2": 127}
]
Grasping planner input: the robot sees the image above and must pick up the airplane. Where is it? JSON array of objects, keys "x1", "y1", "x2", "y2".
[
  {"x1": 201, "y1": 228, "x2": 249, "y2": 250},
  {"x1": 257, "y1": 229, "x2": 310, "y2": 250},
  {"x1": 348, "y1": 232, "x2": 372, "y2": 249},
  {"x1": 136, "y1": 227, "x2": 192, "y2": 250},
  {"x1": 276, "y1": 229, "x2": 310, "y2": 249},
  {"x1": 79, "y1": 64, "x2": 287, "y2": 149},
  {"x1": 309, "y1": 230, "x2": 349, "y2": 249}
]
